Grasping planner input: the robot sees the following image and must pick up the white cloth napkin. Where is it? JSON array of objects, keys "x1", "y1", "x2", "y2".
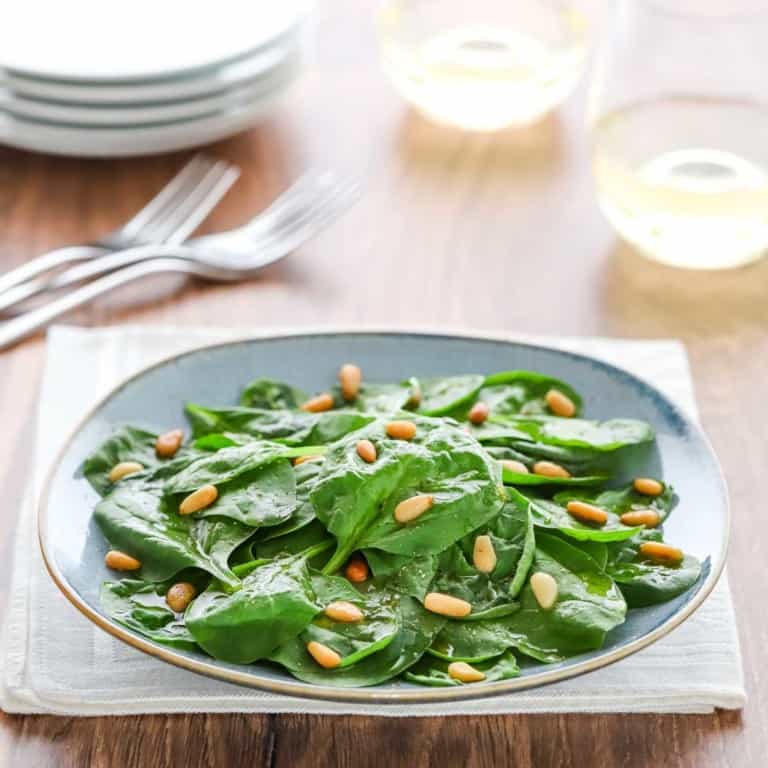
[{"x1": 0, "y1": 325, "x2": 745, "y2": 716}]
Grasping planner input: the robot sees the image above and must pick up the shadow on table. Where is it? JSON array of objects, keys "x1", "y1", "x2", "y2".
[
  {"x1": 599, "y1": 241, "x2": 768, "y2": 338},
  {"x1": 393, "y1": 108, "x2": 565, "y2": 181}
]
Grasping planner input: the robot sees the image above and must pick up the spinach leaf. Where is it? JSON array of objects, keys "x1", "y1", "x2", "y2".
[
  {"x1": 479, "y1": 371, "x2": 582, "y2": 417},
  {"x1": 259, "y1": 460, "x2": 323, "y2": 541},
  {"x1": 312, "y1": 416, "x2": 505, "y2": 573},
  {"x1": 501, "y1": 465, "x2": 608, "y2": 488},
  {"x1": 186, "y1": 403, "x2": 374, "y2": 446},
  {"x1": 240, "y1": 378, "x2": 306, "y2": 409},
  {"x1": 188, "y1": 460, "x2": 297, "y2": 528},
  {"x1": 252, "y1": 520, "x2": 332, "y2": 562},
  {"x1": 490, "y1": 415, "x2": 654, "y2": 451},
  {"x1": 186, "y1": 552, "x2": 320, "y2": 663},
  {"x1": 270, "y1": 595, "x2": 445, "y2": 687},
  {"x1": 365, "y1": 550, "x2": 439, "y2": 601},
  {"x1": 100, "y1": 571, "x2": 209, "y2": 650},
  {"x1": 415, "y1": 375, "x2": 485, "y2": 416},
  {"x1": 405, "y1": 650, "x2": 520, "y2": 686},
  {"x1": 553, "y1": 483, "x2": 676, "y2": 526},
  {"x1": 605, "y1": 530, "x2": 702, "y2": 607},
  {"x1": 335, "y1": 381, "x2": 414, "y2": 414},
  {"x1": 301, "y1": 577, "x2": 400, "y2": 667},
  {"x1": 83, "y1": 426, "x2": 161, "y2": 496},
  {"x1": 431, "y1": 533, "x2": 626, "y2": 663},
  {"x1": 508, "y1": 487, "x2": 642, "y2": 543},
  {"x1": 94, "y1": 487, "x2": 252, "y2": 587}
]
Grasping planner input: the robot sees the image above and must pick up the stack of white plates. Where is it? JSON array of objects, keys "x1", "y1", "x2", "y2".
[{"x1": 0, "y1": 0, "x2": 311, "y2": 157}]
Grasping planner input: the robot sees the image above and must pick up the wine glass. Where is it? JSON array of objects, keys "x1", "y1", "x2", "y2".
[
  {"x1": 377, "y1": 0, "x2": 589, "y2": 132},
  {"x1": 588, "y1": 0, "x2": 768, "y2": 269}
]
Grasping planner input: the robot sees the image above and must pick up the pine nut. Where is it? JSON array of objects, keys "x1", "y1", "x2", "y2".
[
  {"x1": 394, "y1": 494, "x2": 434, "y2": 523},
  {"x1": 356, "y1": 439, "x2": 377, "y2": 463},
  {"x1": 424, "y1": 592, "x2": 472, "y2": 618},
  {"x1": 386, "y1": 420, "x2": 417, "y2": 440},
  {"x1": 468, "y1": 401, "x2": 489, "y2": 425},
  {"x1": 532, "y1": 461, "x2": 571, "y2": 478},
  {"x1": 639, "y1": 541, "x2": 684, "y2": 564},
  {"x1": 294, "y1": 454, "x2": 322, "y2": 466},
  {"x1": 307, "y1": 641, "x2": 342, "y2": 669},
  {"x1": 179, "y1": 484, "x2": 218, "y2": 515},
  {"x1": 339, "y1": 363, "x2": 362, "y2": 401},
  {"x1": 530, "y1": 572, "x2": 558, "y2": 609},
  {"x1": 156, "y1": 429, "x2": 183, "y2": 458},
  {"x1": 301, "y1": 393, "x2": 334, "y2": 413},
  {"x1": 408, "y1": 381, "x2": 422, "y2": 408},
  {"x1": 345, "y1": 555, "x2": 369, "y2": 583},
  {"x1": 620, "y1": 509, "x2": 660, "y2": 527},
  {"x1": 324, "y1": 600, "x2": 364, "y2": 623},
  {"x1": 545, "y1": 388, "x2": 576, "y2": 417},
  {"x1": 104, "y1": 550, "x2": 141, "y2": 571},
  {"x1": 448, "y1": 661, "x2": 486, "y2": 683},
  {"x1": 473, "y1": 535, "x2": 497, "y2": 574},
  {"x1": 166, "y1": 582, "x2": 196, "y2": 613},
  {"x1": 108, "y1": 461, "x2": 144, "y2": 482},
  {"x1": 633, "y1": 477, "x2": 664, "y2": 497},
  {"x1": 566, "y1": 500, "x2": 608, "y2": 525},
  {"x1": 501, "y1": 459, "x2": 529, "y2": 474}
]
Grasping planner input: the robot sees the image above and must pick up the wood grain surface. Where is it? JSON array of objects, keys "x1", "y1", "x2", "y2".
[{"x1": 0, "y1": 1, "x2": 766, "y2": 766}]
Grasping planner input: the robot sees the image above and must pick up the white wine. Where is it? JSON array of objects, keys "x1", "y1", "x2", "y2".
[
  {"x1": 591, "y1": 98, "x2": 768, "y2": 269},
  {"x1": 378, "y1": 2, "x2": 587, "y2": 131}
]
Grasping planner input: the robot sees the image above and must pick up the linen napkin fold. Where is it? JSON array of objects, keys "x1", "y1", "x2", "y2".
[{"x1": 0, "y1": 325, "x2": 745, "y2": 716}]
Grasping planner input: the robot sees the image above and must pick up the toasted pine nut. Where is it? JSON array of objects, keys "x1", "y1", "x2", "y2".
[
  {"x1": 294, "y1": 454, "x2": 322, "y2": 466},
  {"x1": 532, "y1": 461, "x2": 571, "y2": 478},
  {"x1": 620, "y1": 509, "x2": 660, "y2": 527},
  {"x1": 356, "y1": 439, "x2": 377, "y2": 463},
  {"x1": 448, "y1": 661, "x2": 486, "y2": 683},
  {"x1": 566, "y1": 500, "x2": 608, "y2": 525},
  {"x1": 108, "y1": 461, "x2": 144, "y2": 482},
  {"x1": 633, "y1": 477, "x2": 664, "y2": 497},
  {"x1": 545, "y1": 388, "x2": 577, "y2": 417},
  {"x1": 179, "y1": 484, "x2": 218, "y2": 515},
  {"x1": 345, "y1": 556, "x2": 369, "y2": 583},
  {"x1": 408, "y1": 381, "x2": 422, "y2": 408},
  {"x1": 639, "y1": 541, "x2": 684, "y2": 564},
  {"x1": 473, "y1": 535, "x2": 497, "y2": 574},
  {"x1": 530, "y1": 571, "x2": 558, "y2": 609},
  {"x1": 301, "y1": 393, "x2": 334, "y2": 413},
  {"x1": 394, "y1": 494, "x2": 434, "y2": 523},
  {"x1": 307, "y1": 641, "x2": 342, "y2": 669},
  {"x1": 104, "y1": 550, "x2": 141, "y2": 571},
  {"x1": 501, "y1": 459, "x2": 529, "y2": 475},
  {"x1": 166, "y1": 582, "x2": 196, "y2": 613},
  {"x1": 424, "y1": 592, "x2": 472, "y2": 618},
  {"x1": 339, "y1": 363, "x2": 362, "y2": 401},
  {"x1": 468, "y1": 401, "x2": 490, "y2": 425},
  {"x1": 386, "y1": 420, "x2": 417, "y2": 440},
  {"x1": 324, "y1": 600, "x2": 364, "y2": 623},
  {"x1": 156, "y1": 429, "x2": 183, "y2": 458}
]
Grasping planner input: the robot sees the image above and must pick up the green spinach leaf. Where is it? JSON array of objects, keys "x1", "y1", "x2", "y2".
[
  {"x1": 479, "y1": 371, "x2": 582, "y2": 417},
  {"x1": 240, "y1": 378, "x2": 307, "y2": 409},
  {"x1": 415, "y1": 375, "x2": 485, "y2": 416},
  {"x1": 405, "y1": 650, "x2": 520, "y2": 686}
]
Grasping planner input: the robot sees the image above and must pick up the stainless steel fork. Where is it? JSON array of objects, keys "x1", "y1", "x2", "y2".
[
  {"x1": 0, "y1": 172, "x2": 361, "y2": 351},
  {"x1": 0, "y1": 155, "x2": 240, "y2": 296}
]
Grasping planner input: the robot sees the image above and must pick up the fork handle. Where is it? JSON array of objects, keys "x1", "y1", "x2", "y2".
[
  {"x1": 0, "y1": 245, "x2": 106, "y2": 296},
  {"x1": 0, "y1": 257, "x2": 239, "y2": 352}
]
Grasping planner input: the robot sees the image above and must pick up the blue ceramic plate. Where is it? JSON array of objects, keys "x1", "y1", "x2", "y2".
[{"x1": 38, "y1": 332, "x2": 729, "y2": 703}]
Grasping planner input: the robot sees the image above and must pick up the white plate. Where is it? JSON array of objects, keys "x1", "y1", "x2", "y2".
[
  {"x1": 0, "y1": 44, "x2": 303, "y2": 127},
  {"x1": 0, "y1": 24, "x2": 305, "y2": 104},
  {"x1": 0, "y1": 0, "x2": 311, "y2": 82},
  {"x1": 0, "y1": 78, "x2": 292, "y2": 157}
]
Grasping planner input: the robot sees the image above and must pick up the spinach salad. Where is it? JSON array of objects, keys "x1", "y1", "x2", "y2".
[{"x1": 85, "y1": 364, "x2": 702, "y2": 687}]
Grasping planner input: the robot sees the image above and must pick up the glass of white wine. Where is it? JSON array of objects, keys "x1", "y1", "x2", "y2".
[
  {"x1": 377, "y1": 0, "x2": 589, "y2": 132},
  {"x1": 588, "y1": 0, "x2": 768, "y2": 269}
]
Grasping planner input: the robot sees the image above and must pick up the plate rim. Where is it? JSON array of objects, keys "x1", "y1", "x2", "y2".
[{"x1": 37, "y1": 328, "x2": 730, "y2": 704}]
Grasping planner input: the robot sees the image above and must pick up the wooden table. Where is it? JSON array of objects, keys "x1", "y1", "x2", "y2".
[{"x1": 1, "y1": 2, "x2": 766, "y2": 765}]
